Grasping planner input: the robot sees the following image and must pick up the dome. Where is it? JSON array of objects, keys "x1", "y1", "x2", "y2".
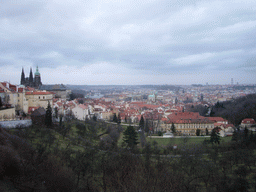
[{"x1": 35, "y1": 66, "x2": 40, "y2": 76}]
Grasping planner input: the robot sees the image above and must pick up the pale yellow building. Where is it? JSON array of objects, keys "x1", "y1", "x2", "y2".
[{"x1": 25, "y1": 91, "x2": 54, "y2": 112}]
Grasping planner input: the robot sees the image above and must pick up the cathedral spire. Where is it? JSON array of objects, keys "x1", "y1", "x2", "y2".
[
  {"x1": 29, "y1": 67, "x2": 34, "y2": 86},
  {"x1": 20, "y1": 67, "x2": 25, "y2": 85}
]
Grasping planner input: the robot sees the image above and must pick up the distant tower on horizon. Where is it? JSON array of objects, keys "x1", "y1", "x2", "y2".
[
  {"x1": 231, "y1": 78, "x2": 233, "y2": 85},
  {"x1": 20, "y1": 66, "x2": 42, "y2": 88},
  {"x1": 34, "y1": 66, "x2": 42, "y2": 88}
]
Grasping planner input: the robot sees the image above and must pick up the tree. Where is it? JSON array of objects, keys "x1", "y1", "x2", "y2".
[
  {"x1": 122, "y1": 126, "x2": 139, "y2": 150},
  {"x1": 117, "y1": 113, "x2": 121, "y2": 124},
  {"x1": 113, "y1": 113, "x2": 117, "y2": 123},
  {"x1": 0, "y1": 97, "x2": 2, "y2": 108},
  {"x1": 45, "y1": 101, "x2": 52, "y2": 127},
  {"x1": 171, "y1": 123, "x2": 176, "y2": 134},
  {"x1": 196, "y1": 129, "x2": 201, "y2": 136},
  {"x1": 93, "y1": 114, "x2": 97, "y2": 121},
  {"x1": 54, "y1": 107, "x2": 58, "y2": 118},
  {"x1": 139, "y1": 115, "x2": 144, "y2": 130},
  {"x1": 206, "y1": 128, "x2": 209, "y2": 136},
  {"x1": 210, "y1": 127, "x2": 220, "y2": 145}
]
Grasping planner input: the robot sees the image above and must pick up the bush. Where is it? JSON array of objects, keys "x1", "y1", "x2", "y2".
[{"x1": 157, "y1": 131, "x2": 163, "y2": 136}]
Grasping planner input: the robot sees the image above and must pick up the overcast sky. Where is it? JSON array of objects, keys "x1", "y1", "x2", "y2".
[{"x1": 0, "y1": 0, "x2": 256, "y2": 85}]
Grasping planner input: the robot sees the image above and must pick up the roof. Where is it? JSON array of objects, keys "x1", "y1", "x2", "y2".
[
  {"x1": 208, "y1": 117, "x2": 227, "y2": 122},
  {"x1": 26, "y1": 91, "x2": 54, "y2": 95},
  {"x1": 241, "y1": 118, "x2": 256, "y2": 124},
  {"x1": 31, "y1": 107, "x2": 46, "y2": 116},
  {"x1": 39, "y1": 84, "x2": 68, "y2": 91},
  {"x1": 78, "y1": 104, "x2": 88, "y2": 110}
]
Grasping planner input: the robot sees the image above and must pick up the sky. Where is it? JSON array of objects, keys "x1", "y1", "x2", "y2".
[{"x1": 0, "y1": 0, "x2": 256, "y2": 85}]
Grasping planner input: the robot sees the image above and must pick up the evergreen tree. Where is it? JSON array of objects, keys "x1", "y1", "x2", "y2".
[
  {"x1": 123, "y1": 126, "x2": 139, "y2": 150},
  {"x1": 0, "y1": 97, "x2": 2, "y2": 108},
  {"x1": 45, "y1": 101, "x2": 52, "y2": 127},
  {"x1": 117, "y1": 113, "x2": 121, "y2": 124},
  {"x1": 196, "y1": 129, "x2": 200, "y2": 136},
  {"x1": 113, "y1": 113, "x2": 117, "y2": 123},
  {"x1": 93, "y1": 114, "x2": 97, "y2": 121},
  {"x1": 206, "y1": 128, "x2": 209, "y2": 135},
  {"x1": 139, "y1": 115, "x2": 144, "y2": 130},
  {"x1": 171, "y1": 123, "x2": 176, "y2": 134},
  {"x1": 210, "y1": 127, "x2": 220, "y2": 144},
  {"x1": 54, "y1": 107, "x2": 58, "y2": 118}
]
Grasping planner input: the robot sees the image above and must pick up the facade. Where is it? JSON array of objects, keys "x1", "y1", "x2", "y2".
[
  {"x1": 72, "y1": 104, "x2": 89, "y2": 120},
  {"x1": 241, "y1": 118, "x2": 256, "y2": 131},
  {"x1": 0, "y1": 108, "x2": 16, "y2": 121},
  {"x1": 20, "y1": 66, "x2": 42, "y2": 88},
  {"x1": 39, "y1": 84, "x2": 71, "y2": 99},
  {"x1": 165, "y1": 112, "x2": 214, "y2": 136},
  {"x1": 31, "y1": 107, "x2": 46, "y2": 125},
  {"x1": 25, "y1": 91, "x2": 54, "y2": 112}
]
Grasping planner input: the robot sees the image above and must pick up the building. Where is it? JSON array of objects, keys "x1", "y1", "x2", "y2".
[
  {"x1": 20, "y1": 66, "x2": 42, "y2": 88},
  {"x1": 165, "y1": 112, "x2": 214, "y2": 136},
  {"x1": 39, "y1": 84, "x2": 71, "y2": 99},
  {"x1": 72, "y1": 104, "x2": 89, "y2": 120},
  {"x1": 241, "y1": 118, "x2": 256, "y2": 131},
  {"x1": 31, "y1": 107, "x2": 46, "y2": 125},
  {"x1": 25, "y1": 91, "x2": 54, "y2": 113}
]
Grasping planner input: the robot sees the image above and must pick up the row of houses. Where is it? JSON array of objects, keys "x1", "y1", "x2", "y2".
[
  {"x1": 55, "y1": 98, "x2": 255, "y2": 136},
  {"x1": 0, "y1": 82, "x2": 54, "y2": 120}
]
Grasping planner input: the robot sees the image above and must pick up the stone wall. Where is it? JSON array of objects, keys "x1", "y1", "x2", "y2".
[{"x1": 0, "y1": 119, "x2": 32, "y2": 128}]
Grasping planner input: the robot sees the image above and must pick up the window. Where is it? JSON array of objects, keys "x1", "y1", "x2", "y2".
[{"x1": 39, "y1": 96, "x2": 40, "y2": 99}]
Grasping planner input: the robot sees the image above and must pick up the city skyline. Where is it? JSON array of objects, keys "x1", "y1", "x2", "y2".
[{"x1": 1, "y1": 0, "x2": 256, "y2": 85}]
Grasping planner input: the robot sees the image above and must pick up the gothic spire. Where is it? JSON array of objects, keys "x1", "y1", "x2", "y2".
[{"x1": 20, "y1": 67, "x2": 25, "y2": 85}]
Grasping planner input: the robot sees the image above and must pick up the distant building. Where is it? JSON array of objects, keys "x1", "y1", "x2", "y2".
[
  {"x1": 39, "y1": 84, "x2": 71, "y2": 99},
  {"x1": 20, "y1": 66, "x2": 42, "y2": 88},
  {"x1": 165, "y1": 112, "x2": 214, "y2": 136},
  {"x1": 241, "y1": 118, "x2": 256, "y2": 131},
  {"x1": 25, "y1": 91, "x2": 54, "y2": 112},
  {"x1": 31, "y1": 107, "x2": 46, "y2": 125}
]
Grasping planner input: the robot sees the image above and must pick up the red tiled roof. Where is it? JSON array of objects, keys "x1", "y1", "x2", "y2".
[
  {"x1": 78, "y1": 104, "x2": 88, "y2": 110},
  {"x1": 208, "y1": 117, "x2": 227, "y2": 122},
  {"x1": 26, "y1": 91, "x2": 53, "y2": 95},
  {"x1": 241, "y1": 118, "x2": 256, "y2": 124},
  {"x1": 28, "y1": 106, "x2": 39, "y2": 114}
]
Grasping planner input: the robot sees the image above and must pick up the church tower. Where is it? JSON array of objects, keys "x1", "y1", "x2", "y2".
[
  {"x1": 29, "y1": 67, "x2": 34, "y2": 87},
  {"x1": 20, "y1": 67, "x2": 25, "y2": 85},
  {"x1": 34, "y1": 66, "x2": 42, "y2": 88}
]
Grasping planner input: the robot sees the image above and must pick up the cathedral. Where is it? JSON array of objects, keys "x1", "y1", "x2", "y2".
[{"x1": 20, "y1": 66, "x2": 42, "y2": 88}]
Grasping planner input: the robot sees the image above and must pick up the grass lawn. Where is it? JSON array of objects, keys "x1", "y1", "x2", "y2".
[{"x1": 146, "y1": 136, "x2": 232, "y2": 146}]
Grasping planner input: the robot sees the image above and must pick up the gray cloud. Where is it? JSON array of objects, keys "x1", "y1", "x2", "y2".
[{"x1": 0, "y1": 0, "x2": 256, "y2": 85}]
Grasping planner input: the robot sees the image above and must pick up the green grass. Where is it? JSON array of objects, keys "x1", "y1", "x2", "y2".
[{"x1": 146, "y1": 136, "x2": 232, "y2": 146}]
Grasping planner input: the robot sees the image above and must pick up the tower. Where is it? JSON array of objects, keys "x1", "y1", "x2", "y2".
[
  {"x1": 20, "y1": 67, "x2": 25, "y2": 85},
  {"x1": 29, "y1": 67, "x2": 34, "y2": 87},
  {"x1": 34, "y1": 66, "x2": 42, "y2": 88}
]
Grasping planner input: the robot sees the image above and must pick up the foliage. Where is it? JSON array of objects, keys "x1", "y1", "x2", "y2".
[
  {"x1": 206, "y1": 128, "x2": 209, "y2": 135},
  {"x1": 196, "y1": 128, "x2": 201, "y2": 136},
  {"x1": 2, "y1": 118, "x2": 256, "y2": 192},
  {"x1": 45, "y1": 101, "x2": 52, "y2": 127},
  {"x1": 188, "y1": 104, "x2": 208, "y2": 116},
  {"x1": 210, "y1": 94, "x2": 256, "y2": 125},
  {"x1": 157, "y1": 131, "x2": 163, "y2": 136},
  {"x1": 113, "y1": 113, "x2": 118, "y2": 123},
  {"x1": 171, "y1": 123, "x2": 176, "y2": 134},
  {"x1": 210, "y1": 127, "x2": 220, "y2": 144},
  {"x1": 93, "y1": 114, "x2": 97, "y2": 121},
  {"x1": 139, "y1": 115, "x2": 144, "y2": 130},
  {"x1": 122, "y1": 126, "x2": 139, "y2": 150}
]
